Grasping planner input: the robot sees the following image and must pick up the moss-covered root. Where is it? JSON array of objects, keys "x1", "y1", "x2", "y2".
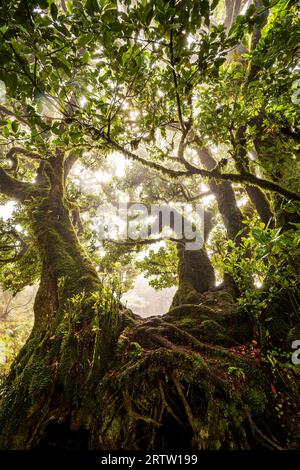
[
  {"x1": 88, "y1": 309, "x2": 300, "y2": 451},
  {"x1": 1, "y1": 291, "x2": 298, "y2": 450},
  {"x1": 0, "y1": 289, "x2": 128, "y2": 450},
  {"x1": 92, "y1": 347, "x2": 276, "y2": 450}
]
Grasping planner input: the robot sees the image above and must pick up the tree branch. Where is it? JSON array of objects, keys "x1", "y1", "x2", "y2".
[
  {"x1": 71, "y1": 119, "x2": 300, "y2": 202},
  {"x1": 169, "y1": 27, "x2": 185, "y2": 131},
  {"x1": 178, "y1": 182, "x2": 211, "y2": 201},
  {"x1": 6, "y1": 147, "x2": 47, "y2": 162},
  {"x1": 0, "y1": 166, "x2": 34, "y2": 201},
  {"x1": 109, "y1": 138, "x2": 300, "y2": 201},
  {"x1": 64, "y1": 153, "x2": 78, "y2": 180}
]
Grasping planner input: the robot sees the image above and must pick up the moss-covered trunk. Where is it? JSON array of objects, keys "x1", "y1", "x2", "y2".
[
  {"x1": 0, "y1": 164, "x2": 125, "y2": 448},
  {"x1": 171, "y1": 244, "x2": 216, "y2": 307}
]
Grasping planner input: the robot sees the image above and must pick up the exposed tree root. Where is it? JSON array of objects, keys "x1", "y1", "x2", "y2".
[{"x1": 0, "y1": 291, "x2": 299, "y2": 450}]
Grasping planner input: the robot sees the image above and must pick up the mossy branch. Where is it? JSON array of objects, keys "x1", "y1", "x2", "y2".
[
  {"x1": 76, "y1": 120, "x2": 300, "y2": 202},
  {"x1": 117, "y1": 139, "x2": 300, "y2": 201},
  {"x1": 0, "y1": 165, "x2": 35, "y2": 201}
]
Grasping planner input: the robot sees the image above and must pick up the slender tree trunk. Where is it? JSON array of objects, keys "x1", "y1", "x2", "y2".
[
  {"x1": 194, "y1": 147, "x2": 245, "y2": 241},
  {"x1": 224, "y1": 0, "x2": 274, "y2": 228},
  {"x1": 235, "y1": 127, "x2": 274, "y2": 227},
  {"x1": 194, "y1": 146, "x2": 246, "y2": 294}
]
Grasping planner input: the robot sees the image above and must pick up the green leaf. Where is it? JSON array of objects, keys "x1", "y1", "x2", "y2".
[
  {"x1": 50, "y1": 3, "x2": 58, "y2": 21},
  {"x1": 122, "y1": 48, "x2": 131, "y2": 65},
  {"x1": 245, "y1": 4, "x2": 256, "y2": 18},
  {"x1": 38, "y1": 0, "x2": 49, "y2": 9},
  {"x1": 86, "y1": 0, "x2": 99, "y2": 16},
  {"x1": 82, "y1": 51, "x2": 90, "y2": 63},
  {"x1": 77, "y1": 33, "x2": 94, "y2": 47},
  {"x1": 3, "y1": 126, "x2": 10, "y2": 138},
  {"x1": 11, "y1": 121, "x2": 19, "y2": 133},
  {"x1": 146, "y1": 8, "x2": 154, "y2": 26},
  {"x1": 51, "y1": 57, "x2": 70, "y2": 75},
  {"x1": 211, "y1": 0, "x2": 220, "y2": 10},
  {"x1": 5, "y1": 74, "x2": 17, "y2": 94},
  {"x1": 0, "y1": 25, "x2": 8, "y2": 34}
]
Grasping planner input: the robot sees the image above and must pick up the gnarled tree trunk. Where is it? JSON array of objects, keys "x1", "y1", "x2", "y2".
[
  {"x1": 171, "y1": 243, "x2": 216, "y2": 307},
  {"x1": 0, "y1": 155, "x2": 124, "y2": 449},
  {"x1": 171, "y1": 209, "x2": 215, "y2": 307}
]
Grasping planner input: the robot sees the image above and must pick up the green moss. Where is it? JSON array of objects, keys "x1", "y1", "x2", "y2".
[
  {"x1": 30, "y1": 195, "x2": 100, "y2": 305},
  {"x1": 177, "y1": 317, "x2": 199, "y2": 328},
  {"x1": 0, "y1": 193, "x2": 297, "y2": 450},
  {"x1": 0, "y1": 266, "x2": 123, "y2": 449},
  {"x1": 199, "y1": 320, "x2": 237, "y2": 346},
  {"x1": 167, "y1": 303, "x2": 214, "y2": 320},
  {"x1": 245, "y1": 388, "x2": 267, "y2": 415},
  {"x1": 90, "y1": 337, "x2": 270, "y2": 450},
  {"x1": 171, "y1": 281, "x2": 201, "y2": 307}
]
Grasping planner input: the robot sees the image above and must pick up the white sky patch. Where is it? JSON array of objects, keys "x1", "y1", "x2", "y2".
[
  {"x1": 121, "y1": 274, "x2": 175, "y2": 317},
  {"x1": 185, "y1": 147, "x2": 198, "y2": 160},
  {"x1": 0, "y1": 80, "x2": 6, "y2": 103},
  {"x1": 241, "y1": 0, "x2": 251, "y2": 15},
  {"x1": 137, "y1": 31, "x2": 146, "y2": 44},
  {"x1": 116, "y1": 190, "x2": 130, "y2": 202},
  {"x1": 107, "y1": 151, "x2": 127, "y2": 177},
  {"x1": 71, "y1": 164, "x2": 101, "y2": 193},
  {"x1": 129, "y1": 109, "x2": 140, "y2": 120},
  {"x1": 201, "y1": 183, "x2": 210, "y2": 192},
  {"x1": 237, "y1": 196, "x2": 248, "y2": 207},
  {"x1": 79, "y1": 96, "x2": 87, "y2": 108},
  {"x1": 202, "y1": 194, "x2": 215, "y2": 206},
  {"x1": 94, "y1": 170, "x2": 111, "y2": 183},
  {"x1": 71, "y1": 152, "x2": 126, "y2": 193},
  {"x1": 0, "y1": 201, "x2": 16, "y2": 221},
  {"x1": 187, "y1": 33, "x2": 194, "y2": 47},
  {"x1": 38, "y1": 94, "x2": 62, "y2": 119},
  {"x1": 117, "y1": 1, "x2": 127, "y2": 13},
  {"x1": 93, "y1": 201, "x2": 128, "y2": 241}
]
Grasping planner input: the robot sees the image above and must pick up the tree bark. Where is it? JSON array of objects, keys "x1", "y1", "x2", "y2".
[
  {"x1": 171, "y1": 243, "x2": 216, "y2": 307},
  {"x1": 235, "y1": 127, "x2": 274, "y2": 228},
  {"x1": 194, "y1": 147, "x2": 245, "y2": 241},
  {"x1": 252, "y1": 128, "x2": 300, "y2": 229},
  {"x1": 0, "y1": 156, "x2": 124, "y2": 449},
  {"x1": 194, "y1": 146, "x2": 246, "y2": 294},
  {"x1": 171, "y1": 208, "x2": 216, "y2": 307},
  {"x1": 224, "y1": 0, "x2": 242, "y2": 31}
]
